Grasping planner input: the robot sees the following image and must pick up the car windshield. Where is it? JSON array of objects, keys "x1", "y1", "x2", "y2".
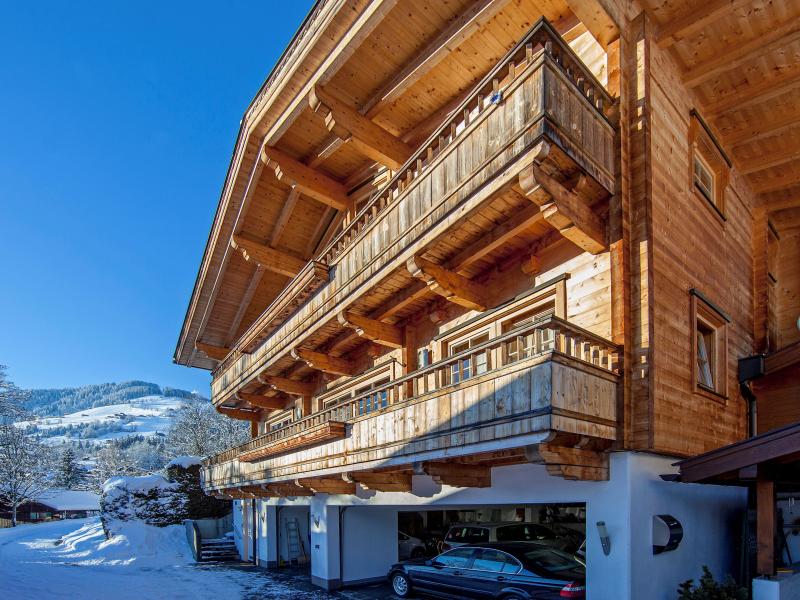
[{"x1": 521, "y1": 548, "x2": 585, "y2": 579}]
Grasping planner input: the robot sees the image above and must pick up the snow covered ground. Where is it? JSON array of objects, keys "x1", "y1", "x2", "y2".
[
  {"x1": 16, "y1": 395, "x2": 183, "y2": 445},
  {"x1": 0, "y1": 518, "x2": 337, "y2": 599}
]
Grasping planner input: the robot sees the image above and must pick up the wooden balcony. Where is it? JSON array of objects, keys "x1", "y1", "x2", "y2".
[
  {"x1": 210, "y1": 19, "x2": 615, "y2": 404},
  {"x1": 202, "y1": 316, "x2": 620, "y2": 491}
]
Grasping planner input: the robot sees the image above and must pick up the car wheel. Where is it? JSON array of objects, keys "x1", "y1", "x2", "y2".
[
  {"x1": 391, "y1": 571, "x2": 412, "y2": 597},
  {"x1": 501, "y1": 594, "x2": 526, "y2": 600}
]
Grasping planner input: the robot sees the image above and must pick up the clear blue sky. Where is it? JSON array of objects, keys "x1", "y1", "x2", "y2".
[{"x1": 0, "y1": 1, "x2": 314, "y2": 393}]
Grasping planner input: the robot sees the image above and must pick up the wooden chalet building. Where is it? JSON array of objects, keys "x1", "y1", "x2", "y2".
[{"x1": 174, "y1": 0, "x2": 800, "y2": 597}]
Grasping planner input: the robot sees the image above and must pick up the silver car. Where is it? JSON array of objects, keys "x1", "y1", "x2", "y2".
[
  {"x1": 442, "y1": 522, "x2": 577, "y2": 552},
  {"x1": 398, "y1": 531, "x2": 426, "y2": 560}
]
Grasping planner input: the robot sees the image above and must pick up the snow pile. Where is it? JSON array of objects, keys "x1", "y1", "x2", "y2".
[
  {"x1": 165, "y1": 455, "x2": 203, "y2": 469},
  {"x1": 101, "y1": 474, "x2": 185, "y2": 529}
]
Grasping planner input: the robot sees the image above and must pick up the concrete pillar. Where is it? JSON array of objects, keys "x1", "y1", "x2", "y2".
[{"x1": 310, "y1": 496, "x2": 341, "y2": 590}]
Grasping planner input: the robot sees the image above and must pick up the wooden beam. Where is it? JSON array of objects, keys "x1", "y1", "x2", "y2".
[
  {"x1": 236, "y1": 392, "x2": 288, "y2": 411},
  {"x1": 446, "y1": 201, "x2": 544, "y2": 273},
  {"x1": 270, "y1": 189, "x2": 300, "y2": 247},
  {"x1": 740, "y1": 150, "x2": 800, "y2": 176},
  {"x1": 309, "y1": 85, "x2": 413, "y2": 170},
  {"x1": 538, "y1": 442, "x2": 609, "y2": 481},
  {"x1": 216, "y1": 406, "x2": 261, "y2": 422},
  {"x1": 261, "y1": 145, "x2": 353, "y2": 212},
  {"x1": 361, "y1": 0, "x2": 515, "y2": 116},
  {"x1": 683, "y1": 20, "x2": 800, "y2": 88},
  {"x1": 195, "y1": 341, "x2": 230, "y2": 361},
  {"x1": 656, "y1": 0, "x2": 746, "y2": 49},
  {"x1": 421, "y1": 462, "x2": 491, "y2": 488},
  {"x1": 291, "y1": 347, "x2": 357, "y2": 376},
  {"x1": 345, "y1": 471, "x2": 412, "y2": 493},
  {"x1": 336, "y1": 311, "x2": 404, "y2": 348},
  {"x1": 406, "y1": 255, "x2": 489, "y2": 311},
  {"x1": 564, "y1": 0, "x2": 619, "y2": 49},
  {"x1": 264, "y1": 482, "x2": 315, "y2": 497},
  {"x1": 704, "y1": 68, "x2": 800, "y2": 118},
  {"x1": 258, "y1": 375, "x2": 316, "y2": 397},
  {"x1": 724, "y1": 109, "x2": 800, "y2": 148},
  {"x1": 250, "y1": 420, "x2": 259, "y2": 438},
  {"x1": 757, "y1": 475, "x2": 775, "y2": 575},
  {"x1": 230, "y1": 235, "x2": 306, "y2": 278},
  {"x1": 760, "y1": 185, "x2": 800, "y2": 213},
  {"x1": 297, "y1": 477, "x2": 356, "y2": 495},
  {"x1": 753, "y1": 171, "x2": 800, "y2": 194},
  {"x1": 520, "y1": 164, "x2": 607, "y2": 254}
]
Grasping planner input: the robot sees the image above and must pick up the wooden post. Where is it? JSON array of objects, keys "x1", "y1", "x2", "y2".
[
  {"x1": 756, "y1": 476, "x2": 775, "y2": 576},
  {"x1": 250, "y1": 419, "x2": 260, "y2": 439},
  {"x1": 402, "y1": 325, "x2": 417, "y2": 401},
  {"x1": 301, "y1": 395, "x2": 312, "y2": 417}
]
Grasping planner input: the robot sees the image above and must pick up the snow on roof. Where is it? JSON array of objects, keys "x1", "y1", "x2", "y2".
[
  {"x1": 37, "y1": 489, "x2": 100, "y2": 511},
  {"x1": 165, "y1": 456, "x2": 203, "y2": 469},
  {"x1": 103, "y1": 474, "x2": 176, "y2": 497}
]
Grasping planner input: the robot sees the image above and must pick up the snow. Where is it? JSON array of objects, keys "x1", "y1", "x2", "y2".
[
  {"x1": 36, "y1": 489, "x2": 100, "y2": 511},
  {"x1": 165, "y1": 455, "x2": 203, "y2": 469},
  {"x1": 0, "y1": 517, "x2": 334, "y2": 599},
  {"x1": 16, "y1": 395, "x2": 184, "y2": 446},
  {"x1": 103, "y1": 474, "x2": 175, "y2": 496}
]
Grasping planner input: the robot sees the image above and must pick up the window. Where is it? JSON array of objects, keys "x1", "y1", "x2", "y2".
[
  {"x1": 689, "y1": 111, "x2": 729, "y2": 219},
  {"x1": 502, "y1": 305, "x2": 555, "y2": 365},
  {"x1": 449, "y1": 332, "x2": 490, "y2": 383},
  {"x1": 691, "y1": 290, "x2": 730, "y2": 399},
  {"x1": 268, "y1": 410, "x2": 293, "y2": 432},
  {"x1": 495, "y1": 523, "x2": 555, "y2": 542},
  {"x1": 445, "y1": 526, "x2": 490, "y2": 544},
  {"x1": 355, "y1": 377, "x2": 389, "y2": 416},
  {"x1": 472, "y1": 549, "x2": 521, "y2": 573},
  {"x1": 435, "y1": 548, "x2": 475, "y2": 568}
]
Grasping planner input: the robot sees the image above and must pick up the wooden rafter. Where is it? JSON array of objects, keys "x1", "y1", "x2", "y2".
[
  {"x1": 682, "y1": 20, "x2": 800, "y2": 88},
  {"x1": 656, "y1": 0, "x2": 747, "y2": 49},
  {"x1": 345, "y1": 471, "x2": 412, "y2": 493},
  {"x1": 726, "y1": 109, "x2": 800, "y2": 148},
  {"x1": 420, "y1": 462, "x2": 491, "y2": 488},
  {"x1": 261, "y1": 145, "x2": 353, "y2": 212},
  {"x1": 539, "y1": 442, "x2": 609, "y2": 481},
  {"x1": 760, "y1": 185, "x2": 800, "y2": 213},
  {"x1": 291, "y1": 347, "x2": 357, "y2": 376},
  {"x1": 309, "y1": 85, "x2": 413, "y2": 169},
  {"x1": 216, "y1": 406, "x2": 261, "y2": 422},
  {"x1": 704, "y1": 69, "x2": 800, "y2": 118},
  {"x1": 753, "y1": 171, "x2": 800, "y2": 194},
  {"x1": 195, "y1": 341, "x2": 230, "y2": 361},
  {"x1": 740, "y1": 151, "x2": 800, "y2": 176},
  {"x1": 236, "y1": 392, "x2": 288, "y2": 411},
  {"x1": 519, "y1": 164, "x2": 607, "y2": 254},
  {"x1": 230, "y1": 235, "x2": 306, "y2": 278},
  {"x1": 406, "y1": 255, "x2": 489, "y2": 311},
  {"x1": 270, "y1": 189, "x2": 300, "y2": 247},
  {"x1": 336, "y1": 311, "x2": 403, "y2": 348},
  {"x1": 564, "y1": 0, "x2": 619, "y2": 49},
  {"x1": 297, "y1": 477, "x2": 356, "y2": 495},
  {"x1": 258, "y1": 374, "x2": 316, "y2": 397}
]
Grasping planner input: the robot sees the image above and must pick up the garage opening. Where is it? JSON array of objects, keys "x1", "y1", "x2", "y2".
[{"x1": 397, "y1": 503, "x2": 585, "y2": 559}]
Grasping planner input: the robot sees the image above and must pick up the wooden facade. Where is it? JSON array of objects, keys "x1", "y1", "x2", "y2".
[{"x1": 175, "y1": 1, "x2": 800, "y2": 498}]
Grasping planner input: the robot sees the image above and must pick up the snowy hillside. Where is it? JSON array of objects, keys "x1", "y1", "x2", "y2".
[{"x1": 18, "y1": 395, "x2": 185, "y2": 446}]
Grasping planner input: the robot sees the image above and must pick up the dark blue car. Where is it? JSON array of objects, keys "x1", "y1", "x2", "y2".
[{"x1": 387, "y1": 541, "x2": 585, "y2": 599}]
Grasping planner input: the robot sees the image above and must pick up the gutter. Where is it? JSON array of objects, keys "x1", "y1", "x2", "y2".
[{"x1": 738, "y1": 354, "x2": 766, "y2": 438}]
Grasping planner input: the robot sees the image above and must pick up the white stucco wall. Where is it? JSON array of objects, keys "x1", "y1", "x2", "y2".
[{"x1": 234, "y1": 452, "x2": 745, "y2": 598}]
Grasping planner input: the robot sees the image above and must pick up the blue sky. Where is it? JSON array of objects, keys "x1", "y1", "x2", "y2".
[{"x1": 0, "y1": 1, "x2": 313, "y2": 393}]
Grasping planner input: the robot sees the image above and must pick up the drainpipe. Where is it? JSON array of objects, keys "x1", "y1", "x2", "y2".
[
  {"x1": 738, "y1": 355, "x2": 765, "y2": 438},
  {"x1": 252, "y1": 499, "x2": 258, "y2": 566}
]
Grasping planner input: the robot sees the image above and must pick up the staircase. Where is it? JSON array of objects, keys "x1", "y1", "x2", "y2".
[{"x1": 199, "y1": 538, "x2": 240, "y2": 562}]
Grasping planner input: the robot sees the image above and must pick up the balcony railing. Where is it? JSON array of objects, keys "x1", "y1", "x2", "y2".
[
  {"x1": 210, "y1": 18, "x2": 615, "y2": 403},
  {"x1": 205, "y1": 315, "x2": 620, "y2": 470}
]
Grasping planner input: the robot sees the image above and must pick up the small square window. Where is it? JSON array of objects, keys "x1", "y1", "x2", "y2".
[
  {"x1": 691, "y1": 290, "x2": 729, "y2": 400},
  {"x1": 693, "y1": 153, "x2": 715, "y2": 204},
  {"x1": 689, "y1": 112, "x2": 729, "y2": 220}
]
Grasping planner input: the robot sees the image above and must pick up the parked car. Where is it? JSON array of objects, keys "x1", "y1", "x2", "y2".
[
  {"x1": 442, "y1": 522, "x2": 579, "y2": 553},
  {"x1": 387, "y1": 541, "x2": 586, "y2": 599},
  {"x1": 399, "y1": 530, "x2": 427, "y2": 560}
]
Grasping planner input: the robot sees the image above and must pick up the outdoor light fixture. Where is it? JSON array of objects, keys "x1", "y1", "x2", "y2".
[
  {"x1": 596, "y1": 521, "x2": 611, "y2": 555},
  {"x1": 653, "y1": 515, "x2": 683, "y2": 555}
]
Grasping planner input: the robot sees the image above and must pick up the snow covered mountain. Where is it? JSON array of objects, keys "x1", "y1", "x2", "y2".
[{"x1": 18, "y1": 382, "x2": 207, "y2": 446}]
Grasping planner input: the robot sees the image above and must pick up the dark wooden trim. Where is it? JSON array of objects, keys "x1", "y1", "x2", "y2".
[{"x1": 689, "y1": 288, "x2": 732, "y2": 323}]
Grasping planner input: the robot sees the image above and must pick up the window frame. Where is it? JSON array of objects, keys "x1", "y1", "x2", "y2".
[
  {"x1": 688, "y1": 112, "x2": 730, "y2": 222},
  {"x1": 690, "y1": 290, "x2": 730, "y2": 401}
]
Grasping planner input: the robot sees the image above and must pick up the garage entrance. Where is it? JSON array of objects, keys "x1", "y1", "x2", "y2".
[{"x1": 397, "y1": 503, "x2": 585, "y2": 559}]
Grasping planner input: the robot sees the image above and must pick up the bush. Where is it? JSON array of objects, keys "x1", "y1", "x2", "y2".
[{"x1": 677, "y1": 566, "x2": 748, "y2": 600}]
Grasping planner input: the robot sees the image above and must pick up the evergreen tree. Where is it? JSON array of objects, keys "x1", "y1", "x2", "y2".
[{"x1": 55, "y1": 447, "x2": 85, "y2": 489}]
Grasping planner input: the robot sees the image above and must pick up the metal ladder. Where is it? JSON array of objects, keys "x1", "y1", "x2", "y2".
[{"x1": 285, "y1": 517, "x2": 306, "y2": 565}]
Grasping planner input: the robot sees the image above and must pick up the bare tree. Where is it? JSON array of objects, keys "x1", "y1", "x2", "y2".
[
  {"x1": 165, "y1": 400, "x2": 249, "y2": 458},
  {"x1": 87, "y1": 444, "x2": 143, "y2": 493},
  {"x1": 0, "y1": 424, "x2": 53, "y2": 526},
  {"x1": 0, "y1": 366, "x2": 28, "y2": 424}
]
